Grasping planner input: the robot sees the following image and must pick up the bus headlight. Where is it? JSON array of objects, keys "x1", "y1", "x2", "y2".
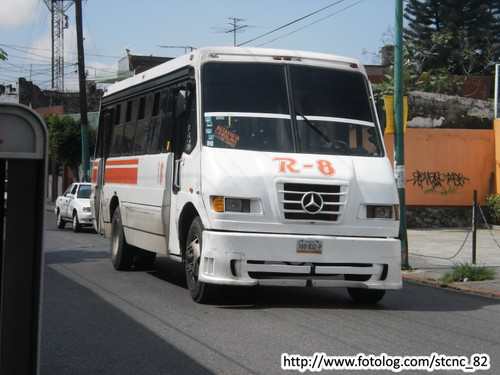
[
  {"x1": 225, "y1": 198, "x2": 250, "y2": 212},
  {"x1": 367, "y1": 205, "x2": 393, "y2": 219},
  {"x1": 212, "y1": 196, "x2": 251, "y2": 213}
]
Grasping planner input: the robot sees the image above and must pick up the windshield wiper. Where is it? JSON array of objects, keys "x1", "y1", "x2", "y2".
[{"x1": 295, "y1": 110, "x2": 348, "y2": 155}]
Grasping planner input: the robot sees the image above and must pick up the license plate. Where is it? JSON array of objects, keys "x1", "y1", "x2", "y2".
[{"x1": 297, "y1": 239, "x2": 323, "y2": 254}]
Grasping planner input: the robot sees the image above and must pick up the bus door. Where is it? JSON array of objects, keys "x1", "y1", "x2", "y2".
[
  {"x1": 92, "y1": 108, "x2": 112, "y2": 235},
  {"x1": 172, "y1": 83, "x2": 197, "y2": 195}
]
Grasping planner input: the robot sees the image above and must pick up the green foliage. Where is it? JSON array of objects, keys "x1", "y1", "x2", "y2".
[
  {"x1": 404, "y1": 0, "x2": 500, "y2": 75},
  {"x1": 485, "y1": 194, "x2": 500, "y2": 224},
  {"x1": 373, "y1": 64, "x2": 417, "y2": 100},
  {"x1": 44, "y1": 114, "x2": 95, "y2": 180},
  {"x1": 0, "y1": 47, "x2": 7, "y2": 61},
  {"x1": 415, "y1": 67, "x2": 463, "y2": 95},
  {"x1": 441, "y1": 262, "x2": 496, "y2": 282}
]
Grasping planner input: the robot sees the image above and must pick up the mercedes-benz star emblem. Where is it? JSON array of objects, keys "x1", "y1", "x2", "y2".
[{"x1": 301, "y1": 192, "x2": 324, "y2": 214}]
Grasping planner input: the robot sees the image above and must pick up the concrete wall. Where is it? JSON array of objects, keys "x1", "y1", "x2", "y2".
[{"x1": 407, "y1": 92, "x2": 494, "y2": 129}]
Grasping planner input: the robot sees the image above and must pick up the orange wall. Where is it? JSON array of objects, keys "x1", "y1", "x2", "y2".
[
  {"x1": 384, "y1": 128, "x2": 495, "y2": 206},
  {"x1": 495, "y1": 120, "x2": 500, "y2": 198}
]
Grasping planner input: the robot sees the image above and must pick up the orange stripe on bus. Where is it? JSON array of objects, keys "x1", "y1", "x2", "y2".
[
  {"x1": 105, "y1": 167, "x2": 138, "y2": 184},
  {"x1": 106, "y1": 159, "x2": 139, "y2": 166}
]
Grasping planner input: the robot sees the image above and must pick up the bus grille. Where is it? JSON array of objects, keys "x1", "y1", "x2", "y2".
[{"x1": 278, "y1": 183, "x2": 347, "y2": 222}]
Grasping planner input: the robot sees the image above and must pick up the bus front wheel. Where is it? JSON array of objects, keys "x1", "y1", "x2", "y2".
[
  {"x1": 185, "y1": 217, "x2": 218, "y2": 303},
  {"x1": 347, "y1": 288, "x2": 386, "y2": 304},
  {"x1": 110, "y1": 207, "x2": 135, "y2": 271}
]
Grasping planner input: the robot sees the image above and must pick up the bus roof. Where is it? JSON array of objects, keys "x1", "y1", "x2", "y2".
[{"x1": 103, "y1": 46, "x2": 365, "y2": 98}]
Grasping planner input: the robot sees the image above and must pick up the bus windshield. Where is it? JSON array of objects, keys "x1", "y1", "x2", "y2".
[{"x1": 202, "y1": 63, "x2": 383, "y2": 156}]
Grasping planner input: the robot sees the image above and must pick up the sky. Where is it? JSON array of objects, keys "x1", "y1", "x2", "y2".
[{"x1": 0, "y1": 0, "x2": 398, "y2": 91}]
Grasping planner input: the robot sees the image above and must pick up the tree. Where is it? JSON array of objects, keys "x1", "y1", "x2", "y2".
[
  {"x1": 45, "y1": 114, "x2": 95, "y2": 181},
  {"x1": 404, "y1": 0, "x2": 500, "y2": 75},
  {"x1": 0, "y1": 47, "x2": 7, "y2": 61}
]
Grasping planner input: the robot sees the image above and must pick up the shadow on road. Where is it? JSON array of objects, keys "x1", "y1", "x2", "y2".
[
  {"x1": 149, "y1": 256, "x2": 500, "y2": 313},
  {"x1": 41, "y1": 266, "x2": 216, "y2": 375}
]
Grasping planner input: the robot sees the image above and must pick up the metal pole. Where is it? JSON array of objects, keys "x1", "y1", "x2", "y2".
[
  {"x1": 394, "y1": 0, "x2": 409, "y2": 269},
  {"x1": 75, "y1": 0, "x2": 89, "y2": 182},
  {"x1": 494, "y1": 64, "x2": 498, "y2": 119},
  {"x1": 472, "y1": 190, "x2": 477, "y2": 264}
]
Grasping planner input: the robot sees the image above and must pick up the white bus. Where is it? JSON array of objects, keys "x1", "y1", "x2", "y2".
[{"x1": 91, "y1": 47, "x2": 402, "y2": 304}]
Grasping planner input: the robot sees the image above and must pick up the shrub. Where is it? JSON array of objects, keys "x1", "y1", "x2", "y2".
[
  {"x1": 441, "y1": 262, "x2": 496, "y2": 282},
  {"x1": 485, "y1": 194, "x2": 500, "y2": 225}
]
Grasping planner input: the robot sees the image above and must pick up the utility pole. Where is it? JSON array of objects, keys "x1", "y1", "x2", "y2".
[
  {"x1": 226, "y1": 17, "x2": 248, "y2": 46},
  {"x1": 75, "y1": 0, "x2": 89, "y2": 182},
  {"x1": 394, "y1": 0, "x2": 409, "y2": 269}
]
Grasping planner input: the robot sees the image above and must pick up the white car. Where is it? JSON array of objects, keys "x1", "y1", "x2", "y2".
[{"x1": 55, "y1": 182, "x2": 93, "y2": 232}]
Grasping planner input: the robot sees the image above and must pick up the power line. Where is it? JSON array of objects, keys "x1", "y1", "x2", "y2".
[
  {"x1": 238, "y1": 0, "x2": 345, "y2": 46},
  {"x1": 21, "y1": 0, "x2": 44, "y2": 73},
  {"x1": 256, "y1": 0, "x2": 365, "y2": 47},
  {"x1": 0, "y1": 44, "x2": 52, "y2": 62},
  {"x1": 0, "y1": 44, "x2": 121, "y2": 59}
]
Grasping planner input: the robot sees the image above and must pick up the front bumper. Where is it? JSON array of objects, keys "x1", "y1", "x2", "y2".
[
  {"x1": 199, "y1": 231, "x2": 402, "y2": 289},
  {"x1": 77, "y1": 211, "x2": 93, "y2": 225}
]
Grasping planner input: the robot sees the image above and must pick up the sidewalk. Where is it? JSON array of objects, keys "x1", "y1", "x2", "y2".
[{"x1": 404, "y1": 227, "x2": 500, "y2": 297}]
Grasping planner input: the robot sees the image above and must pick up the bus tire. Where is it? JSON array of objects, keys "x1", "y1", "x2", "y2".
[
  {"x1": 110, "y1": 207, "x2": 135, "y2": 271},
  {"x1": 347, "y1": 288, "x2": 386, "y2": 304},
  {"x1": 185, "y1": 217, "x2": 218, "y2": 303}
]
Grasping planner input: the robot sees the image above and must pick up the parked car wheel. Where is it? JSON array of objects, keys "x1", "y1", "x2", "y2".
[
  {"x1": 72, "y1": 212, "x2": 82, "y2": 233},
  {"x1": 56, "y1": 210, "x2": 66, "y2": 229}
]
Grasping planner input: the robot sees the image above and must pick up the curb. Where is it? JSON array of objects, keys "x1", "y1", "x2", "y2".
[{"x1": 402, "y1": 273, "x2": 500, "y2": 298}]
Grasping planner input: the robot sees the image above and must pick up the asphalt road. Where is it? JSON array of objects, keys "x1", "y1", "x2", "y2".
[{"x1": 41, "y1": 211, "x2": 500, "y2": 374}]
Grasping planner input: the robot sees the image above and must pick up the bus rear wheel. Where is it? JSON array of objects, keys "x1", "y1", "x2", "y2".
[
  {"x1": 185, "y1": 217, "x2": 218, "y2": 303},
  {"x1": 110, "y1": 207, "x2": 135, "y2": 271}
]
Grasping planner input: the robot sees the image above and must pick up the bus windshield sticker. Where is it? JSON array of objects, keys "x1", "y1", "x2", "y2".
[
  {"x1": 207, "y1": 134, "x2": 215, "y2": 147},
  {"x1": 214, "y1": 125, "x2": 239, "y2": 148}
]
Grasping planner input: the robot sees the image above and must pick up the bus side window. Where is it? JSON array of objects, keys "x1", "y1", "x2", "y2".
[
  {"x1": 172, "y1": 84, "x2": 196, "y2": 156},
  {"x1": 122, "y1": 100, "x2": 138, "y2": 155},
  {"x1": 95, "y1": 108, "x2": 113, "y2": 158},
  {"x1": 156, "y1": 90, "x2": 174, "y2": 152},
  {"x1": 135, "y1": 95, "x2": 152, "y2": 154},
  {"x1": 149, "y1": 90, "x2": 171, "y2": 153},
  {"x1": 109, "y1": 104, "x2": 125, "y2": 156}
]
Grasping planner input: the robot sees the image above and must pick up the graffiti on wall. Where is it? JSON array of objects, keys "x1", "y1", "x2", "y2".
[{"x1": 407, "y1": 170, "x2": 470, "y2": 194}]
